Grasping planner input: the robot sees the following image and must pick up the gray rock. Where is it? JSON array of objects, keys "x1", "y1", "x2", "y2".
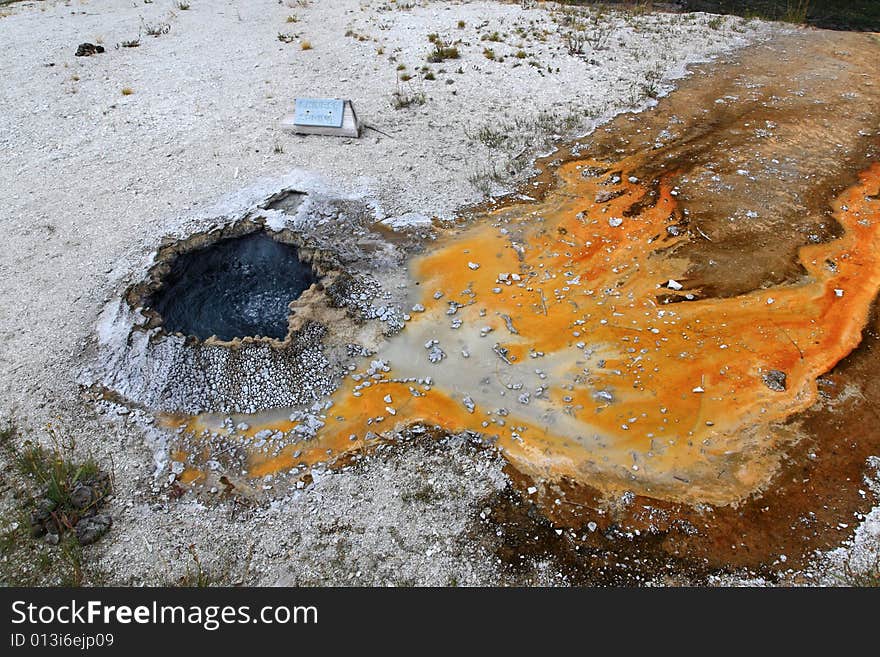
[
  {"x1": 75, "y1": 43, "x2": 104, "y2": 57},
  {"x1": 70, "y1": 484, "x2": 94, "y2": 510},
  {"x1": 30, "y1": 520, "x2": 47, "y2": 538},
  {"x1": 44, "y1": 532, "x2": 60, "y2": 546},
  {"x1": 762, "y1": 369, "x2": 787, "y2": 392},
  {"x1": 75, "y1": 514, "x2": 112, "y2": 545},
  {"x1": 30, "y1": 497, "x2": 56, "y2": 529}
]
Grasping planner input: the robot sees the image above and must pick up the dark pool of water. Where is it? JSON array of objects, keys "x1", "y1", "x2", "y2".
[{"x1": 147, "y1": 232, "x2": 318, "y2": 341}]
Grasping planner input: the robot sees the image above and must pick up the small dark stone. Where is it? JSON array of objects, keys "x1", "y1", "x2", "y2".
[
  {"x1": 762, "y1": 369, "x2": 787, "y2": 392},
  {"x1": 75, "y1": 514, "x2": 112, "y2": 545},
  {"x1": 70, "y1": 484, "x2": 95, "y2": 510},
  {"x1": 75, "y1": 43, "x2": 105, "y2": 57},
  {"x1": 30, "y1": 520, "x2": 47, "y2": 538},
  {"x1": 31, "y1": 497, "x2": 56, "y2": 525}
]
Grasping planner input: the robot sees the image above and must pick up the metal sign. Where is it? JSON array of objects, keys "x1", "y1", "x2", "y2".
[{"x1": 294, "y1": 98, "x2": 345, "y2": 128}]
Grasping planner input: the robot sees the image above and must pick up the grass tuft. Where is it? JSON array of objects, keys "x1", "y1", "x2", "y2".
[{"x1": 427, "y1": 38, "x2": 460, "y2": 63}]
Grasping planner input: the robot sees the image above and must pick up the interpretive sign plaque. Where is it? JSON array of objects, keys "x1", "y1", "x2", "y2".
[
  {"x1": 294, "y1": 98, "x2": 345, "y2": 128},
  {"x1": 282, "y1": 98, "x2": 360, "y2": 138}
]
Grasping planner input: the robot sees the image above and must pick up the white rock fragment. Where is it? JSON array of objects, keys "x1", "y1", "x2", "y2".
[
  {"x1": 667, "y1": 279, "x2": 683, "y2": 291},
  {"x1": 608, "y1": 217, "x2": 624, "y2": 228},
  {"x1": 427, "y1": 344, "x2": 445, "y2": 363}
]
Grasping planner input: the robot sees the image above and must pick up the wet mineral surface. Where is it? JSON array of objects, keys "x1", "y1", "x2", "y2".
[{"x1": 159, "y1": 29, "x2": 880, "y2": 576}]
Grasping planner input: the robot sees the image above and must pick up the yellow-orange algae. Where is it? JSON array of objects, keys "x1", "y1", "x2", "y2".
[{"x1": 179, "y1": 158, "x2": 880, "y2": 506}]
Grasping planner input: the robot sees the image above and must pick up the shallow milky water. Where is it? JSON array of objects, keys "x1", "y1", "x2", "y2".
[
  {"x1": 176, "y1": 157, "x2": 880, "y2": 507},
  {"x1": 148, "y1": 232, "x2": 317, "y2": 342}
]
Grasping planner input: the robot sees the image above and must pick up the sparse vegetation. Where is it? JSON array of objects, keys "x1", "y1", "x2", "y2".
[
  {"x1": 161, "y1": 542, "x2": 254, "y2": 587},
  {"x1": 0, "y1": 421, "x2": 111, "y2": 586},
  {"x1": 121, "y1": 87, "x2": 134, "y2": 95},
  {"x1": 175, "y1": 1, "x2": 190, "y2": 9},
  {"x1": 300, "y1": 40, "x2": 313, "y2": 50},
  {"x1": 427, "y1": 37, "x2": 460, "y2": 63},
  {"x1": 564, "y1": 30, "x2": 585, "y2": 55},
  {"x1": 782, "y1": 0, "x2": 810, "y2": 23},
  {"x1": 278, "y1": 32, "x2": 296, "y2": 43},
  {"x1": 465, "y1": 107, "x2": 586, "y2": 194},
  {"x1": 639, "y1": 66, "x2": 663, "y2": 99},
  {"x1": 175, "y1": 545, "x2": 213, "y2": 587},
  {"x1": 391, "y1": 80, "x2": 426, "y2": 109},
  {"x1": 553, "y1": 5, "x2": 613, "y2": 55},
  {"x1": 345, "y1": 29, "x2": 370, "y2": 42},
  {"x1": 142, "y1": 20, "x2": 171, "y2": 37}
]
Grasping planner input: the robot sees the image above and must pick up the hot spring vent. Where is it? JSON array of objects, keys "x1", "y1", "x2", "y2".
[{"x1": 147, "y1": 232, "x2": 318, "y2": 341}]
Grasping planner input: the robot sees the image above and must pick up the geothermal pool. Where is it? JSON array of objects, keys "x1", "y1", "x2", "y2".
[{"x1": 147, "y1": 232, "x2": 318, "y2": 342}]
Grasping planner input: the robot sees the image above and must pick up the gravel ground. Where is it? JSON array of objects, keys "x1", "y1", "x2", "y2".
[{"x1": 0, "y1": 0, "x2": 799, "y2": 586}]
